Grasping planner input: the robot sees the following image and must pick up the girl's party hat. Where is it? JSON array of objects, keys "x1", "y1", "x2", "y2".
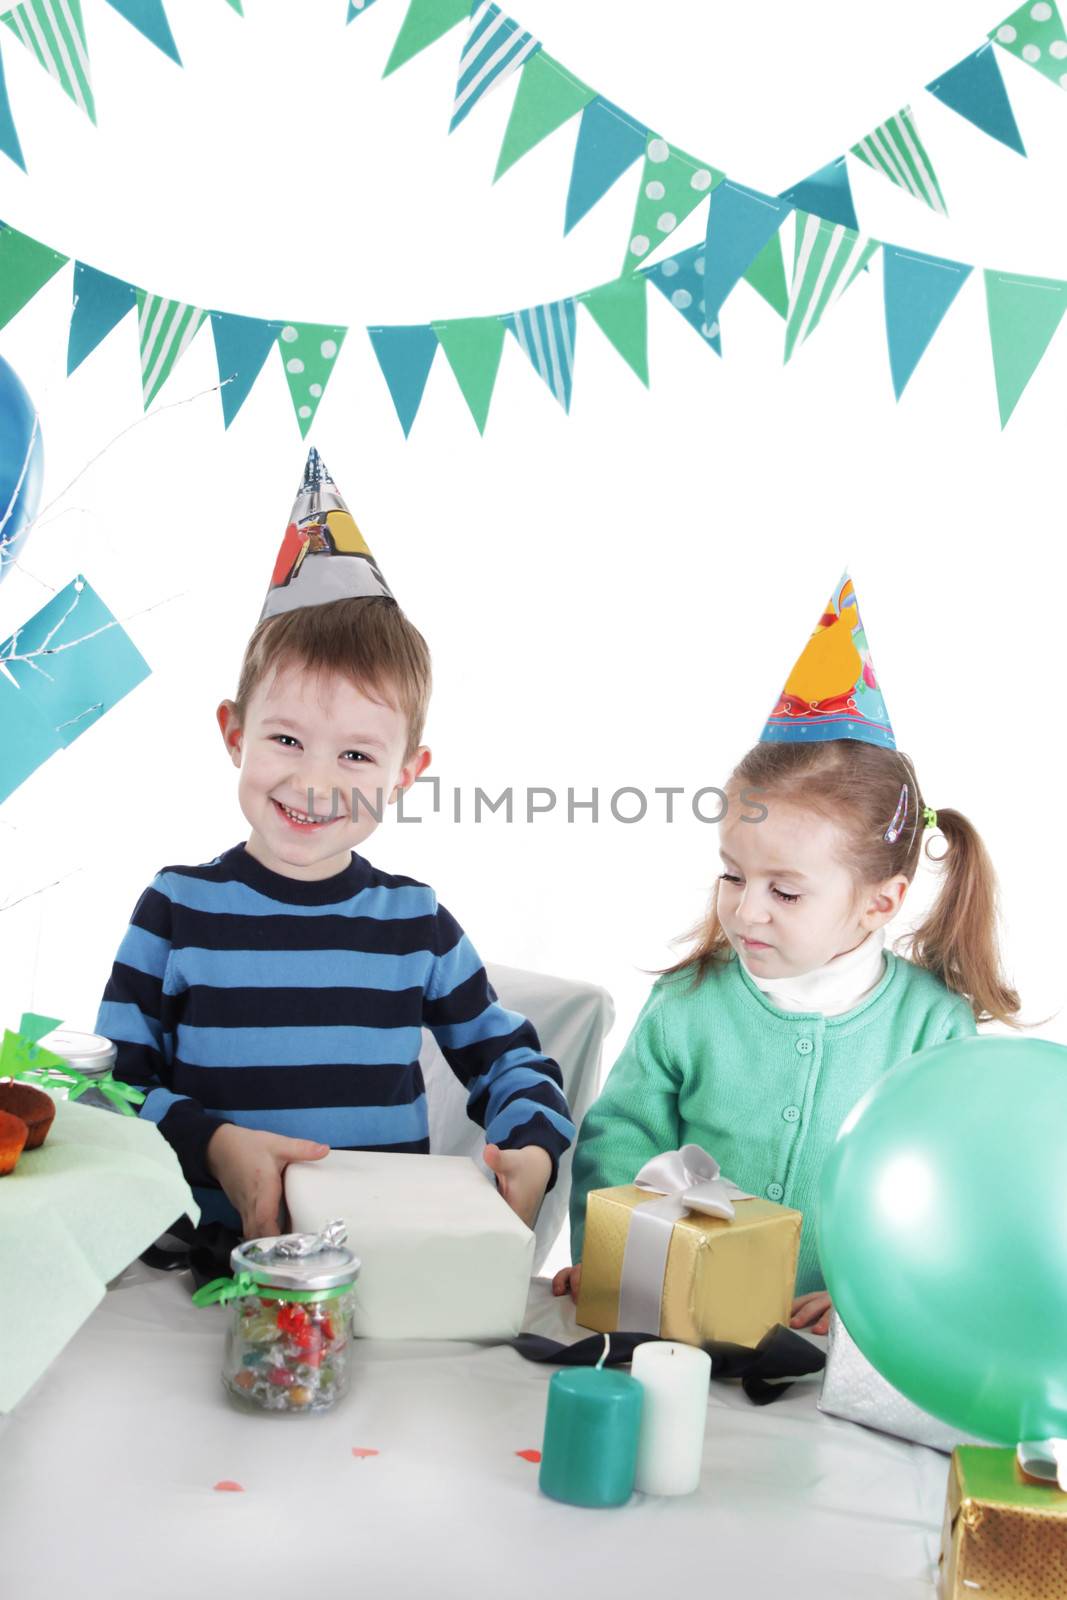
[
  {"x1": 258, "y1": 448, "x2": 394, "y2": 623},
  {"x1": 759, "y1": 571, "x2": 896, "y2": 750}
]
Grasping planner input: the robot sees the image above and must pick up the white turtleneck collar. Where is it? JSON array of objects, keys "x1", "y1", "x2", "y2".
[{"x1": 745, "y1": 925, "x2": 888, "y2": 1016}]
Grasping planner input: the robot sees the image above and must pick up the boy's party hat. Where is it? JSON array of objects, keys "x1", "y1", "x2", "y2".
[
  {"x1": 259, "y1": 448, "x2": 394, "y2": 623},
  {"x1": 759, "y1": 571, "x2": 896, "y2": 750}
]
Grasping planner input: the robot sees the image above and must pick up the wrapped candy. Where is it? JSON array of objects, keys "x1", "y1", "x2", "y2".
[{"x1": 194, "y1": 1221, "x2": 360, "y2": 1414}]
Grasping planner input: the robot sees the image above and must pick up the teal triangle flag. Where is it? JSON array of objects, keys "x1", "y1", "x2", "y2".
[
  {"x1": 926, "y1": 43, "x2": 1025, "y2": 156},
  {"x1": 704, "y1": 180, "x2": 792, "y2": 329},
  {"x1": 210, "y1": 312, "x2": 283, "y2": 427},
  {"x1": 67, "y1": 263, "x2": 136, "y2": 374},
  {"x1": 367, "y1": 324, "x2": 438, "y2": 435},
  {"x1": 0, "y1": 49, "x2": 25, "y2": 169},
  {"x1": 883, "y1": 246, "x2": 972, "y2": 398},
  {"x1": 778, "y1": 156, "x2": 858, "y2": 231},
  {"x1": 564, "y1": 96, "x2": 648, "y2": 234},
  {"x1": 103, "y1": 0, "x2": 182, "y2": 64}
]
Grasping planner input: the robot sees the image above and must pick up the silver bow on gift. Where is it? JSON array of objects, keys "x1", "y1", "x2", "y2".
[{"x1": 617, "y1": 1145, "x2": 753, "y2": 1334}]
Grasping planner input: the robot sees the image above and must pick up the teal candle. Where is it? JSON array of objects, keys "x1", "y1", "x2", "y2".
[{"x1": 538, "y1": 1366, "x2": 644, "y2": 1508}]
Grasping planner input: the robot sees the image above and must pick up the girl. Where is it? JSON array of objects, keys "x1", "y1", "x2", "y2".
[{"x1": 554, "y1": 582, "x2": 1025, "y2": 1335}]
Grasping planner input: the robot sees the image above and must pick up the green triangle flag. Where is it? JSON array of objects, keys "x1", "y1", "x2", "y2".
[
  {"x1": 0, "y1": 223, "x2": 68, "y2": 332},
  {"x1": 985, "y1": 268, "x2": 1067, "y2": 427},
  {"x1": 580, "y1": 276, "x2": 649, "y2": 385},
  {"x1": 18, "y1": 1012, "x2": 63, "y2": 1043},
  {"x1": 224, "y1": 0, "x2": 243, "y2": 13},
  {"x1": 384, "y1": 0, "x2": 468, "y2": 77},
  {"x1": 431, "y1": 315, "x2": 506, "y2": 433},
  {"x1": 624, "y1": 135, "x2": 722, "y2": 274},
  {"x1": 277, "y1": 322, "x2": 347, "y2": 438},
  {"x1": 744, "y1": 233, "x2": 789, "y2": 319},
  {"x1": 495, "y1": 51, "x2": 595, "y2": 181}
]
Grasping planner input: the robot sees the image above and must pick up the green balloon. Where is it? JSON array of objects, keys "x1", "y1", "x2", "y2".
[{"x1": 818, "y1": 1035, "x2": 1067, "y2": 1445}]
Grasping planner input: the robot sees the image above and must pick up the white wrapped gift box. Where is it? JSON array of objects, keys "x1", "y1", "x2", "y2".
[
  {"x1": 818, "y1": 1310, "x2": 991, "y2": 1452},
  {"x1": 284, "y1": 1150, "x2": 535, "y2": 1340}
]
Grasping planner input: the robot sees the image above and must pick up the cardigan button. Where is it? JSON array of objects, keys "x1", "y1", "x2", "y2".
[
  {"x1": 766, "y1": 1182, "x2": 785, "y2": 1201},
  {"x1": 795, "y1": 1037, "x2": 814, "y2": 1055},
  {"x1": 782, "y1": 1105, "x2": 801, "y2": 1123}
]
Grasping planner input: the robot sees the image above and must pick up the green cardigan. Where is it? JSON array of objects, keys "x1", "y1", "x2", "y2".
[{"x1": 569, "y1": 948, "x2": 977, "y2": 1294}]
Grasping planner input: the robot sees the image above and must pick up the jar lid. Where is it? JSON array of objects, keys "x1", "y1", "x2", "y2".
[
  {"x1": 36, "y1": 1028, "x2": 117, "y2": 1075},
  {"x1": 230, "y1": 1219, "x2": 360, "y2": 1291}
]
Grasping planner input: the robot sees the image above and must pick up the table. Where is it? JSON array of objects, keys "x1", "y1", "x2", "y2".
[{"x1": 0, "y1": 1266, "x2": 951, "y2": 1599}]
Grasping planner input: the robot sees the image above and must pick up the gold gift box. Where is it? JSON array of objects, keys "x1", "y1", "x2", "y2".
[
  {"x1": 575, "y1": 1185, "x2": 802, "y2": 1348},
  {"x1": 939, "y1": 1446, "x2": 1067, "y2": 1599}
]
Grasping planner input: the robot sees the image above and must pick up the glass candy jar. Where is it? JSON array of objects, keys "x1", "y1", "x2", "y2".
[{"x1": 193, "y1": 1221, "x2": 360, "y2": 1414}]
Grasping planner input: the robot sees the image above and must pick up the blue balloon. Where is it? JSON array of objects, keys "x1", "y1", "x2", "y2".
[{"x1": 0, "y1": 354, "x2": 44, "y2": 585}]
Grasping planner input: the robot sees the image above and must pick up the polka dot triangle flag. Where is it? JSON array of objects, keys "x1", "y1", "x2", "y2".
[
  {"x1": 643, "y1": 242, "x2": 723, "y2": 358},
  {"x1": 0, "y1": 0, "x2": 95, "y2": 123},
  {"x1": 990, "y1": 0, "x2": 1067, "y2": 86},
  {"x1": 624, "y1": 135, "x2": 723, "y2": 273},
  {"x1": 136, "y1": 292, "x2": 207, "y2": 409},
  {"x1": 278, "y1": 323, "x2": 347, "y2": 439},
  {"x1": 849, "y1": 106, "x2": 947, "y2": 215}
]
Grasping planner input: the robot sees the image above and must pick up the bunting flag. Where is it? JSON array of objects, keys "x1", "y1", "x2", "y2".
[
  {"x1": 579, "y1": 275, "x2": 649, "y2": 385},
  {"x1": 927, "y1": 42, "x2": 1026, "y2": 153},
  {"x1": 507, "y1": 299, "x2": 577, "y2": 411},
  {"x1": 744, "y1": 234, "x2": 790, "y2": 318},
  {"x1": 224, "y1": 0, "x2": 242, "y2": 12},
  {"x1": 984, "y1": 268, "x2": 1067, "y2": 425},
  {"x1": 211, "y1": 311, "x2": 283, "y2": 427},
  {"x1": 278, "y1": 322, "x2": 346, "y2": 438},
  {"x1": 67, "y1": 262, "x2": 135, "y2": 373},
  {"x1": 990, "y1": 1, "x2": 1067, "y2": 88},
  {"x1": 103, "y1": 0, "x2": 180, "y2": 65},
  {"x1": 450, "y1": 3, "x2": 539, "y2": 133},
  {"x1": 702, "y1": 180, "x2": 793, "y2": 332},
  {"x1": 347, "y1": 0, "x2": 380, "y2": 19},
  {"x1": 431, "y1": 315, "x2": 505, "y2": 432},
  {"x1": 0, "y1": 224, "x2": 67, "y2": 332},
  {"x1": 0, "y1": 49, "x2": 25, "y2": 168},
  {"x1": 779, "y1": 157, "x2": 858, "y2": 231},
  {"x1": 850, "y1": 106, "x2": 946, "y2": 214},
  {"x1": 564, "y1": 96, "x2": 648, "y2": 234},
  {"x1": 785, "y1": 213, "x2": 880, "y2": 362},
  {"x1": 384, "y1": 0, "x2": 468, "y2": 75},
  {"x1": 883, "y1": 246, "x2": 972, "y2": 398},
  {"x1": 136, "y1": 292, "x2": 206, "y2": 408},
  {"x1": 367, "y1": 323, "x2": 438, "y2": 435},
  {"x1": 624, "y1": 135, "x2": 722, "y2": 271},
  {"x1": 495, "y1": 50, "x2": 594, "y2": 180},
  {"x1": 645, "y1": 242, "x2": 723, "y2": 358},
  {"x1": 1, "y1": 0, "x2": 95, "y2": 122}
]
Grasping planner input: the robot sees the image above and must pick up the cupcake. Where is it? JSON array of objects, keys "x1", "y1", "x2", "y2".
[
  {"x1": 0, "y1": 1081, "x2": 56, "y2": 1150},
  {"x1": 0, "y1": 1108, "x2": 28, "y2": 1174}
]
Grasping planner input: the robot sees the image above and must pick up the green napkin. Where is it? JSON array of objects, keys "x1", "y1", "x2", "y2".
[{"x1": 0, "y1": 1096, "x2": 199, "y2": 1412}]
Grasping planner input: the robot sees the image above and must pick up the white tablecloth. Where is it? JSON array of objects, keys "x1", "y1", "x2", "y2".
[{"x1": 0, "y1": 1266, "x2": 950, "y2": 1600}]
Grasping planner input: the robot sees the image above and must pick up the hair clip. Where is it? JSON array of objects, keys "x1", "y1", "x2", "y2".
[{"x1": 884, "y1": 782, "x2": 909, "y2": 844}]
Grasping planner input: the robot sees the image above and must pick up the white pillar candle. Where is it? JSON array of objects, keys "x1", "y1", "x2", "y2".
[{"x1": 631, "y1": 1340, "x2": 711, "y2": 1495}]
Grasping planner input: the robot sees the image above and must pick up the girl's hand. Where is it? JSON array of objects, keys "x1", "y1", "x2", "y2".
[
  {"x1": 790, "y1": 1291, "x2": 833, "y2": 1335},
  {"x1": 484, "y1": 1143, "x2": 551, "y2": 1228},
  {"x1": 552, "y1": 1264, "x2": 582, "y2": 1302},
  {"x1": 206, "y1": 1123, "x2": 330, "y2": 1240}
]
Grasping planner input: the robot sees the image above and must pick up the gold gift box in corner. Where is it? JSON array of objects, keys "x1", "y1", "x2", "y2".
[
  {"x1": 575, "y1": 1185, "x2": 802, "y2": 1348},
  {"x1": 938, "y1": 1446, "x2": 1067, "y2": 1599}
]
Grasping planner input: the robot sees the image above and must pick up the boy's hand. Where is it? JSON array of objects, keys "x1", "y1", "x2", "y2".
[
  {"x1": 552, "y1": 1264, "x2": 582, "y2": 1302},
  {"x1": 206, "y1": 1123, "x2": 330, "y2": 1240},
  {"x1": 790, "y1": 1290, "x2": 833, "y2": 1336},
  {"x1": 484, "y1": 1143, "x2": 551, "y2": 1229}
]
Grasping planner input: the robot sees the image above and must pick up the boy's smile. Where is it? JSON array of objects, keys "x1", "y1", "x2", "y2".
[{"x1": 217, "y1": 661, "x2": 430, "y2": 881}]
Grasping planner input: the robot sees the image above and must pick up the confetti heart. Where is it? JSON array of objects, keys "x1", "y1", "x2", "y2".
[
  {"x1": 213, "y1": 1480, "x2": 244, "y2": 1492},
  {"x1": 351, "y1": 1448, "x2": 379, "y2": 1459},
  {"x1": 515, "y1": 1449, "x2": 542, "y2": 1463}
]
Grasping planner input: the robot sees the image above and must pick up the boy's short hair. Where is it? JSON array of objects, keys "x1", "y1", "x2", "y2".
[{"x1": 234, "y1": 596, "x2": 432, "y2": 760}]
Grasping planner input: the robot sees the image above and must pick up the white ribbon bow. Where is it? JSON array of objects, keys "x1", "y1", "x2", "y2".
[{"x1": 616, "y1": 1145, "x2": 753, "y2": 1335}]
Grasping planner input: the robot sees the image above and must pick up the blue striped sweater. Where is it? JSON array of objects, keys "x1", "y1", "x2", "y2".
[{"x1": 96, "y1": 843, "x2": 575, "y2": 1229}]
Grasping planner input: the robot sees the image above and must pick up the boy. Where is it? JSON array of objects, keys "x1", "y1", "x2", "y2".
[{"x1": 97, "y1": 451, "x2": 574, "y2": 1243}]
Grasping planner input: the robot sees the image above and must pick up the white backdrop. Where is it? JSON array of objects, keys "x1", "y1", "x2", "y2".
[{"x1": 0, "y1": 0, "x2": 1063, "y2": 1069}]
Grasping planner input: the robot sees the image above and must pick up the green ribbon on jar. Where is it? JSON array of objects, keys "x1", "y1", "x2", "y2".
[
  {"x1": 192, "y1": 1273, "x2": 352, "y2": 1307},
  {"x1": 12, "y1": 1058, "x2": 146, "y2": 1116}
]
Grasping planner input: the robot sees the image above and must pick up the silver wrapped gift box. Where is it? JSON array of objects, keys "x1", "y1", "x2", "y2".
[{"x1": 818, "y1": 1311, "x2": 990, "y2": 1452}]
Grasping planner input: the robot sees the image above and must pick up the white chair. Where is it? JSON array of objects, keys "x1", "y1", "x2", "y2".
[{"x1": 422, "y1": 962, "x2": 615, "y2": 1273}]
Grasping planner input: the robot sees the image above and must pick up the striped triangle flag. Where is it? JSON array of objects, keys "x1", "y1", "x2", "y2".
[
  {"x1": 507, "y1": 299, "x2": 577, "y2": 411},
  {"x1": 1, "y1": 0, "x2": 95, "y2": 123},
  {"x1": 850, "y1": 107, "x2": 946, "y2": 215},
  {"x1": 785, "y1": 213, "x2": 879, "y2": 362},
  {"x1": 136, "y1": 292, "x2": 206, "y2": 408},
  {"x1": 103, "y1": 0, "x2": 180, "y2": 65},
  {"x1": 450, "y1": 2, "x2": 539, "y2": 133}
]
